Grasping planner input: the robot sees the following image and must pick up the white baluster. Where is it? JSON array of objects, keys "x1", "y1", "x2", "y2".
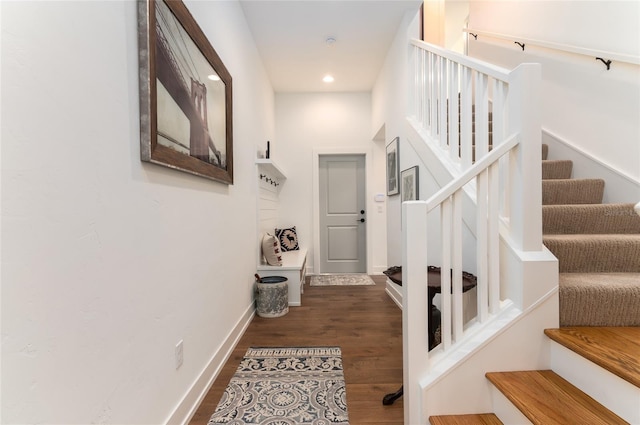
[
  {"x1": 448, "y1": 62, "x2": 460, "y2": 162},
  {"x1": 441, "y1": 198, "x2": 452, "y2": 349},
  {"x1": 476, "y1": 169, "x2": 489, "y2": 322},
  {"x1": 488, "y1": 162, "x2": 500, "y2": 314},
  {"x1": 452, "y1": 191, "x2": 464, "y2": 341},
  {"x1": 460, "y1": 67, "x2": 473, "y2": 169},
  {"x1": 439, "y1": 58, "x2": 448, "y2": 150},
  {"x1": 475, "y1": 72, "x2": 489, "y2": 160}
]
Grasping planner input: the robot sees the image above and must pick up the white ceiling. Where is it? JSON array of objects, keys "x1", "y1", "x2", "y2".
[{"x1": 239, "y1": 1, "x2": 422, "y2": 93}]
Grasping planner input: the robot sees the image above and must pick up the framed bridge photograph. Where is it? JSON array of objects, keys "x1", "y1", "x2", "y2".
[{"x1": 138, "y1": 0, "x2": 233, "y2": 184}]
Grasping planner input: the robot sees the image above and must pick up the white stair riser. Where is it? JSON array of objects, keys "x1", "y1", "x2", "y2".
[
  {"x1": 549, "y1": 341, "x2": 640, "y2": 424},
  {"x1": 489, "y1": 385, "x2": 532, "y2": 425}
]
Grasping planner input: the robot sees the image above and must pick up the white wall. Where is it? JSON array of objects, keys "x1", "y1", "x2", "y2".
[
  {"x1": 1, "y1": 1, "x2": 273, "y2": 423},
  {"x1": 468, "y1": 1, "x2": 640, "y2": 197},
  {"x1": 372, "y1": 10, "x2": 421, "y2": 267},
  {"x1": 274, "y1": 92, "x2": 388, "y2": 274},
  {"x1": 444, "y1": 1, "x2": 469, "y2": 54}
]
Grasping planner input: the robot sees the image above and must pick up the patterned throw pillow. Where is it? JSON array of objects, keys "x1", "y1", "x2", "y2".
[
  {"x1": 261, "y1": 233, "x2": 283, "y2": 266},
  {"x1": 275, "y1": 226, "x2": 299, "y2": 252}
]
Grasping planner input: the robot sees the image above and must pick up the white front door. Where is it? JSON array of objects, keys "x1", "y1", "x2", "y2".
[{"x1": 318, "y1": 155, "x2": 366, "y2": 273}]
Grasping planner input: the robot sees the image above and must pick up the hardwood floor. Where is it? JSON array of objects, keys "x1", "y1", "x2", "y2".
[{"x1": 189, "y1": 275, "x2": 404, "y2": 425}]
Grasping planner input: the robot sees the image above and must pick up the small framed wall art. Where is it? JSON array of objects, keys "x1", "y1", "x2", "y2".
[
  {"x1": 401, "y1": 166, "x2": 419, "y2": 202},
  {"x1": 386, "y1": 137, "x2": 399, "y2": 196},
  {"x1": 138, "y1": 0, "x2": 233, "y2": 184}
]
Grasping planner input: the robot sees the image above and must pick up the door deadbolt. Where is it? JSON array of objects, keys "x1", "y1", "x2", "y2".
[{"x1": 358, "y1": 218, "x2": 365, "y2": 223}]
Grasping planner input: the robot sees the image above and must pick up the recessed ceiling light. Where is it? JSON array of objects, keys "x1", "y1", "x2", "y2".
[
  {"x1": 208, "y1": 74, "x2": 220, "y2": 81},
  {"x1": 323, "y1": 75, "x2": 334, "y2": 83},
  {"x1": 325, "y1": 37, "x2": 336, "y2": 46}
]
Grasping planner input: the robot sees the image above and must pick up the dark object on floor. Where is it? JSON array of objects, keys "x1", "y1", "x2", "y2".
[{"x1": 381, "y1": 266, "x2": 478, "y2": 406}]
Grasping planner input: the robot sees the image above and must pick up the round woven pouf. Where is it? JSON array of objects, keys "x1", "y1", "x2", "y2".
[{"x1": 256, "y1": 276, "x2": 289, "y2": 318}]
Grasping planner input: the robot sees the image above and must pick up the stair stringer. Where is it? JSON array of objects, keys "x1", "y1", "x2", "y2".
[{"x1": 417, "y1": 285, "x2": 558, "y2": 421}]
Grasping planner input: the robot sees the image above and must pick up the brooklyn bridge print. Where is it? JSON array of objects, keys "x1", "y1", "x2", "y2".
[{"x1": 154, "y1": 0, "x2": 226, "y2": 169}]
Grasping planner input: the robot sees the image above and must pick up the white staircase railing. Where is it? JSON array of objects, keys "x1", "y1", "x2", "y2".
[{"x1": 403, "y1": 40, "x2": 543, "y2": 424}]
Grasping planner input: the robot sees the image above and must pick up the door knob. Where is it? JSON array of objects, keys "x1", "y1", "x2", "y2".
[
  {"x1": 360, "y1": 210, "x2": 365, "y2": 214},
  {"x1": 358, "y1": 218, "x2": 365, "y2": 223}
]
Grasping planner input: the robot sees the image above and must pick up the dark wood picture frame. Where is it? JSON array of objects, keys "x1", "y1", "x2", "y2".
[
  {"x1": 401, "y1": 166, "x2": 419, "y2": 202},
  {"x1": 138, "y1": 0, "x2": 233, "y2": 184},
  {"x1": 386, "y1": 137, "x2": 399, "y2": 196}
]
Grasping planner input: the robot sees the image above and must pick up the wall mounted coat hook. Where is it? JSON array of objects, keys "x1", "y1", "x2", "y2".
[
  {"x1": 514, "y1": 42, "x2": 525, "y2": 51},
  {"x1": 595, "y1": 57, "x2": 611, "y2": 70},
  {"x1": 469, "y1": 33, "x2": 478, "y2": 40}
]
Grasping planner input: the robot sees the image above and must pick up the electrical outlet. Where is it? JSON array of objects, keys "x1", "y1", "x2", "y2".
[{"x1": 175, "y1": 340, "x2": 184, "y2": 370}]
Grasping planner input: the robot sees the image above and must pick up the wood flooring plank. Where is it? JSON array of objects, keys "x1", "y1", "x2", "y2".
[
  {"x1": 189, "y1": 275, "x2": 404, "y2": 424},
  {"x1": 429, "y1": 413, "x2": 503, "y2": 425},
  {"x1": 544, "y1": 327, "x2": 640, "y2": 388},
  {"x1": 485, "y1": 370, "x2": 627, "y2": 425}
]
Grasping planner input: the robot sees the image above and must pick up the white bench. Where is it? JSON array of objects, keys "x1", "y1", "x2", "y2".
[{"x1": 257, "y1": 248, "x2": 307, "y2": 306}]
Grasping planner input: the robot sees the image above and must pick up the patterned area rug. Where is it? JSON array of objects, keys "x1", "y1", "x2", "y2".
[
  {"x1": 209, "y1": 347, "x2": 349, "y2": 425},
  {"x1": 310, "y1": 274, "x2": 375, "y2": 286}
]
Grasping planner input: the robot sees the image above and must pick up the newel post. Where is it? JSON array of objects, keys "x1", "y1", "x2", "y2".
[
  {"x1": 507, "y1": 64, "x2": 543, "y2": 251},
  {"x1": 402, "y1": 201, "x2": 429, "y2": 425}
]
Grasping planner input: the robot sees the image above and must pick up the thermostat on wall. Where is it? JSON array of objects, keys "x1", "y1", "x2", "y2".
[{"x1": 374, "y1": 193, "x2": 385, "y2": 202}]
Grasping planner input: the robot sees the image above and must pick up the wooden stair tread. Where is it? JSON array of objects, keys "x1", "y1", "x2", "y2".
[
  {"x1": 485, "y1": 370, "x2": 627, "y2": 425},
  {"x1": 545, "y1": 327, "x2": 640, "y2": 388},
  {"x1": 429, "y1": 413, "x2": 503, "y2": 425}
]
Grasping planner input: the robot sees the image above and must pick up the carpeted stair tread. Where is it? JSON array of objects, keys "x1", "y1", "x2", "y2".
[
  {"x1": 539, "y1": 144, "x2": 638, "y2": 326},
  {"x1": 558, "y1": 274, "x2": 640, "y2": 326},
  {"x1": 542, "y1": 179, "x2": 605, "y2": 205},
  {"x1": 485, "y1": 370, "x2": 627, "y2": 424},
  {"x1": 543, "y1": 234, "x2": 640, "y2": 272},
  {"x1": 430, "y1": 413, "x2": 503, "y2": 424},
  {"x1": 543, "y1": 203, "x2": 640, "y2": 234},
  {"x1": 542, "y1": 159, "x2": 573, "y2": 179}
]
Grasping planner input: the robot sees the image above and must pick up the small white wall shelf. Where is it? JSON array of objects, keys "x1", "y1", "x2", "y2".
[{"x1": 256, "y1": 158, "x2": 287, "y2": 183}]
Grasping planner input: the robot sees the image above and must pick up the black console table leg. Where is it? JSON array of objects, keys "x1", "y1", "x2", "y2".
[
  {"x1": 382, "y1": 297, "x2": 437, "y2": 406},
  {"x1": 382, "y1": 386, "x2": 403, "y2": 405}
]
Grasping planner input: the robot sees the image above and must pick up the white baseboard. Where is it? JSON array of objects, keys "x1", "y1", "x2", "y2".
[
  {"x1": 385, "y1": 278, "x2": 403, "y2": 309},
  {"x1": 165, "y1": 303, "x2": 255, "y2": 425},
  {"x1": 371, "y1": 265, "x2": 388, "y2": 275}
]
